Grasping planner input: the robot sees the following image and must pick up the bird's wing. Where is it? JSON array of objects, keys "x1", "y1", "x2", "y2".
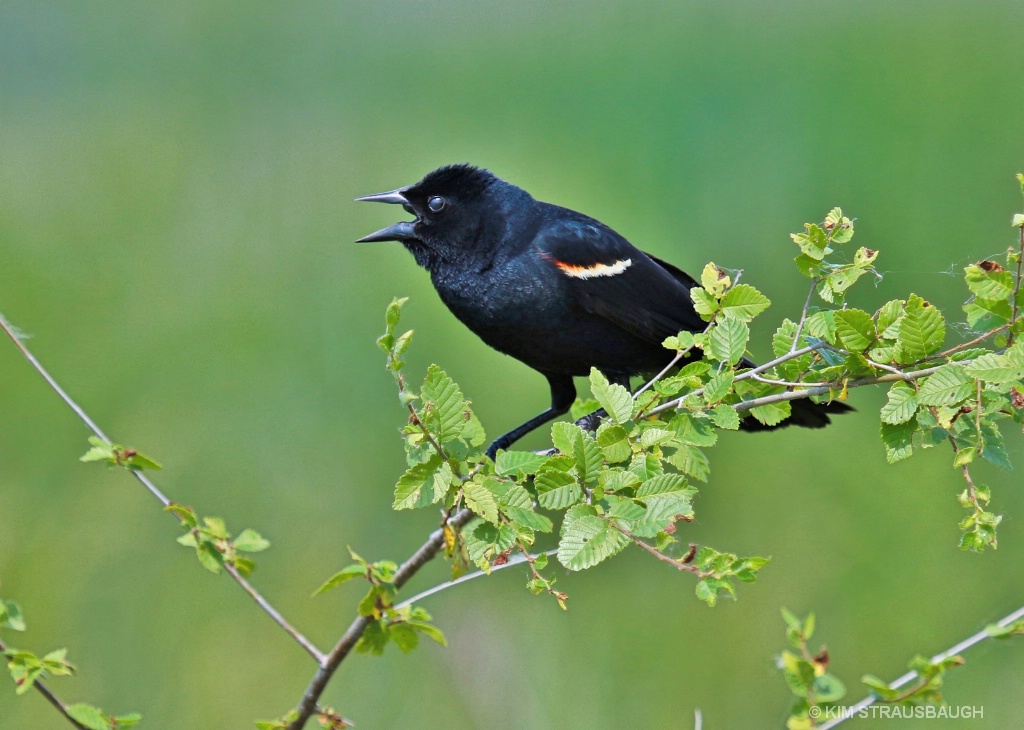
[{"x1": 533, "y1": 211, "x2": 705, "y2": 344}]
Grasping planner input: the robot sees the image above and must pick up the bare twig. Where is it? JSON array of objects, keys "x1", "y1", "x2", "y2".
[
  {"x1": 0, "y1": 636, "x2": 89, "y2": 730},
  {"x1": 818, "y1": 604, "x2": 1024, "y2": 729},
  {"x1": 287, "y1": 508, "x2": 475, "y2": 730},
  {"x1": 790, "y1": 278, "x2": 819, "y2": 353},
  {"x1": 0, "y1": 313, "x2": 324, "y2": 663}
]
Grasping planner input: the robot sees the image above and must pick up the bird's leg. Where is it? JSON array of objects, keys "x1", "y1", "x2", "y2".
[
  {"x1": 485, "y1": 374, "x2": 576, "y2": 460},
  {"x1": 574, "y1": 373, "x2": 632, "y2": 433}
]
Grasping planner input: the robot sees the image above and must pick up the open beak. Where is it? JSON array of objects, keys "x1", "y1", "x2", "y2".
[{"x1": 354, "y1": 187, "x2": 418, "y2": 242}]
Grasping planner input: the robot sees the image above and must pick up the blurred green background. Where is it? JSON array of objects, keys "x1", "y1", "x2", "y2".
[{"x1": 2, "y1": 1, "x2": 1024, "y2": 728}]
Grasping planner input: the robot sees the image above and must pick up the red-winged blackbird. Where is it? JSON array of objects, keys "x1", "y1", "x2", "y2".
[{"x1": 357, "y1": 164, "x2": 851, "y2": 458}]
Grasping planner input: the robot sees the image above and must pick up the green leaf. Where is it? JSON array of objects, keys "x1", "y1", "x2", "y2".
[
  {"x1": 813, "y1": 673, "x2": 846, "y2": 703},
  {"x1": 464, "y1": 521, "x2": 517, "y2": 571},
  {"x1": 965, "y1": 352, "x2": 1024, "y2": 383},
  {"x1": 534, "y1": 463, "x2": 582, "y2": 510},
  {"x1": 700, "y1": 262, "x2": 731, "y2": 297},
  {"x1": 895, "y1": 294, "x2": 945, "y2": 362},
  {"x1": 876, "y1": 299, "x2": 904, "y2": 335},
  {"x1": 706, "y1": 316, "x2": 749, "y2": 365},
  {"x1": 665, "y1": 444, "x2": 710, "y2": 482},
  {"x1": 557, "y1": 505, "x2": 629, "y2": 571},
  {"x1": 233, "y1": 528, "x2": 270, "y2": 553},
  {"x1": 312, "y1": 565, "x2": 368, "y2": 596},
  {"x1": 670, "y1": 413, "x2": 718, "y2": 447},
  {"x1": 113, "y1": 713, "x2": 142, "y2": 728},
  {"x1": 834, "y1": 309, "x2": 875, "y2": 351},
  {"x1": 791, "y1": 223, "x2": 829, "y2": 260},
  {"x1": 880, "y1": 421, "x2": 915, "y2": 463},
  {"x1": 494, "y1": 450, "x2": 548, "y2": 477},
  {"x1": 1, "y1": 600, "x2": 26, "y2": 631},
  {"x1": 589, "y1": 368, "x2": 634, "y2": 424},
  {"x1": 750, "y1": 399, "x2": 791, "y2": 427},
  {"x1": 880, "y1": 383, "x2": 919, "y2": 425},
  {"x1": 710, "y1": 404, "x2": 740, "y2": 430},
  {"x1": 596, "y1": 423, "x2": 632, "y2": 463},
  {"x1": 65, "y1": 704, "x2": 112, "y2": 730},
  {"x1": 965, "y1": 262, "x2": 1014, "y2": 301},
  {"x1": 408, "y1": 620, "x2": 448, "y2": 646},
  {"x1": 635, "y1": 473, "x2": 693, "y2": 499},
  {"x1": 704, "y1": 370, "x2": 734, "y2": 402},
  {"x1": 421, "y1": 365, "x2": 469, "y2": 443},
  {"x1": 393, "y1": 455, "x2": 452, "y2": 510},
  {"x1": 720, "y1": 284, "x2": 771, "y2": 322},
  {"x1": 690, "y1": 287, "x2": 718, "y2": 320},
  {"x1": 825, "y1": 207, "x2": 854, "y2": 243},
  {"x1": 916, "y1": 364, "x2": 973, "y2": 406},
  {"x1": 463, "y1": 477, "x2": 500, "y2": 524}
]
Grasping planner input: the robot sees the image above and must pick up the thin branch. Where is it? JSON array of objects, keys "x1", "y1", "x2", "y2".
[
  {"x1": 0, "y1": 636, "x2": 89, "y2": 730},
  {"x1": 0, "y1": 313, "x2": 323, "y2": 663},
  {"x1": 818, "y1": 604, "x2": 1024, "y2": 729},
  {"x1": 790, "y1": 278, "x2": 819, "y2": 353},
  {"x1": 730, "y1": 364, "x2": 945, "y2": 415},
  {"x1": 287, "y1": 508, "x2": 475, "y2": 730},
  {"x1": 609, "y1": 522, "x2": 705, "y2": 576},
  {"x1": 394, "y1": 548, "x2": 557, "y2": 610}
]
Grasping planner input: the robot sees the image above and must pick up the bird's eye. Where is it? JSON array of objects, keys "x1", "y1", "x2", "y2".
[{"x1": 427, "y1": 196, "x2": 446, "y2": 213}]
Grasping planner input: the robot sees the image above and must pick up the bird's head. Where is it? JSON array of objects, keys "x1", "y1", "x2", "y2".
[{"x1": 356, "y1": 164, "x2": 524, "y2": 269}]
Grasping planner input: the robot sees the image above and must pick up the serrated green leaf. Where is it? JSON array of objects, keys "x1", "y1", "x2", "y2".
[
  {"x1": 704, "y1": 370, "x2": 734, "y2": 402},
  {"x1": 635, "y1": 473, "x2": 692, "y2": 499},
  {"x1": 393, "y1": 455, "x2": 452, "y2": 510},
  {"x1": 880, "y1": 382, "x2": 918, "y2": 424},
  {"x1": 422, "y1": 365, "x2": 469, "y2": 443},
  {"x1": 639, "y1": 427, "x2": 675, "y2": 448},
  {"x1": 895, "y1": 294, "x2": 945, "y2": 362},
  {"x1": 463, "y1": 477, "x2": 500, "y2": 524},
  {"x1": 665, "y1": 444, "x2": 710, "y2": 481},
  {"x1": 876, "y1": 299, "x2": 904, "y2": 335},
  {"x1": 535, "y1": 464, "x2": 582, "y2": 510},
  {"x1": 596, "y1": 423, "x2": 632, "y2": 463},
  {"x1": 880, "y1": 421, "x2": 915, "y2": 463},
  {"x1": 494, "y1": 449, "x2": 548, "y2": 477},
  {"x1": 1, "y1": 600, "x2": 26, "y2": 631},
  {"x1": 557, "y1": 505, "x2": 629, "y2": 571},
  {"x1": 805, "y1": 310, "x2": 837, "y2": 343},
  {"x1": 710, "y1": 404, "x2": 740, "y2": 430},
  {"x1": 965, "y1": 262, "x2": 1014, "y2": 301},
  {"x1": 965, "y1": 352, "x2": 1024, "y2": 383},
  {"x1": 720, "y1": 284, "x2": 771, "y2": 322},
  {"x1": 463, "y1": 521, "x2": 517, "y2": 572},
  {"x1": 834, "y1": 309, "x2": 875, "y2": 351},
  {"x1": 589, "y1": 368, "x2": 633, "y2": 424},
  {"x1": 749, "y1": 399, "x2": 791, "y2": 427},
  {"x1": 706, "y1": 315, "x2": 749, "y2": 365},
  {"x1": 916, "y1": 364, "x2": 973, "y2": 406},
  {"x1": 690, "y1": 287, "x2": 719, "y2": 320},
  {"x1": 670, "y1": 413, "x2": 718, "y2": 447}
]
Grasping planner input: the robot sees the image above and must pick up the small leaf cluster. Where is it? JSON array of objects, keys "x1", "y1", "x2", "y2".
[
  {"x1": 2, "y1": 597, "x2": 140, "y2": 727},
  {"x1": 256, "y1": 708, "x2": 352, "y2": 730},
  {"x1": 314, "y1": 549, "x2": 446, "y2": 656},
  {"x1": 167, "y1": 504, "x2": 270, "y2": 576},
  {"x1": 378, "y1": 298, "x2": 769, "y2": 608},
  {"x1": 862, "y1": 654, "x2": 964, "y2": 705},
  {"x1": 778, "y1": 609, "x2": 846, "y2": 729},
  {"x1": 80, "y1": 436, "x2": 162, "y2": 471}
]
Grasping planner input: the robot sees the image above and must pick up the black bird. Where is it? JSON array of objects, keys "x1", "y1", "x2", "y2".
[{"x1": 356, "y1": 164, "x2": 851, "y2": 458}]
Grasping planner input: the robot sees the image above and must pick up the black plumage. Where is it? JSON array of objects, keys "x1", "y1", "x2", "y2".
[{"x1": 356, "y1": 164, "x2": 851, "y2": 457}]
